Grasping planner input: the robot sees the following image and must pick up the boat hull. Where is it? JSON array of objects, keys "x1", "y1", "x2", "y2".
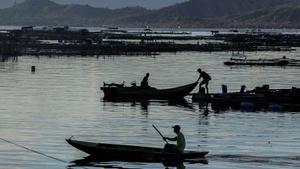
[
  {"x1": 224, "y1": 57, "x2": 300, "y2": 66},
  {"x1": 192, "y1": 87, "x2": 300, "y2": 111},
  {"x1": 101, "y1": 82, "x2": 198, "y2": 99},
  {"x1": 66, "y1": 139, "x2": 208, "y2": 162}
]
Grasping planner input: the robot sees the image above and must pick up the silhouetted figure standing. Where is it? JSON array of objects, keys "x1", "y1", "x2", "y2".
[
  {"x1": 140, "y1": 73, "x2": 150, "y2": 89},
  {"x1": 197, "y1": 68, "x2": 211, "y2": 94}
]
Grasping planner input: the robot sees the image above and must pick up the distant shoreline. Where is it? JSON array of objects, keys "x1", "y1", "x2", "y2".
[{"x1": 1, "y1": 25, "x2": 300, "y2": 34}]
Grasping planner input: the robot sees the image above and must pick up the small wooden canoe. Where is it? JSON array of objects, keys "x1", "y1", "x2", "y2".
[
  {"x1": 101, "y1": 82, "x2": 198, "y2": 99},
  {"x1": 66, "y1": 139, "x2": 208, "y2": 162},
  {"x1": 224, "y1": 57, "x2": 300, "y2": 66}
]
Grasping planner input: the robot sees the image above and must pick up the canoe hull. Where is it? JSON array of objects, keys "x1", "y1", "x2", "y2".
[
  {"x1": 66, "y1": 139, "x2": 208, "y2": 162},
  {"x1": 101, "y1": 82, "x2": 198, "y2": 99},
  {"x1": 223, "y1": 57, "x2": 300, "y2": 66}
]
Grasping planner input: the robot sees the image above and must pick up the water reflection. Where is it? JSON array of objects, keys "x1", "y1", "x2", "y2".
[
  {"x1": 0, "y1": 55, "x2": 18, "y2": 62},
  {"x1": 0, "y1": 56, "x2": 18, "y2": 73},
  {"x1": 102, "y1": 98, "x2": 194, "y2": 112},
  {"x1": 197, "y1": 101, "x2": 210, "y2": 116},
  {"x1": 69, "y1": 155, "x2": 208, "y2": 169},
  {"x1": 209, "y1": 154, "x2": 300, "y2": 167}
]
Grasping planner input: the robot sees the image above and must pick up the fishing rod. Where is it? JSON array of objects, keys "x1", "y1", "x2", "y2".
[
  {"x1": 152, "y1": 124, "x2": 168, "y2": 144},
  {"x1": 0, "y1": 137, "x2": 89, "y2": 169}
]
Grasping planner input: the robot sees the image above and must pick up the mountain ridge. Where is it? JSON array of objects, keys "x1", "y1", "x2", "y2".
[
  {"x1": 0, "y1": 0, "x2": 187, "y2": 9},
  {"x1": 1, "y1": 0, "x2": 300, "y2": 28}
]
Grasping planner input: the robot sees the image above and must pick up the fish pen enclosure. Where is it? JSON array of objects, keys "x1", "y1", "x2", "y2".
[{"x1": 0, "y1": 27, "x2": 297, "y2": 57}]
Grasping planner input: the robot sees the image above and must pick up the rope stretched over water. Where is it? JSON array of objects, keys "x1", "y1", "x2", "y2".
[{"x1": 0, "y1": 138, "x2": 88, "y2": 169}]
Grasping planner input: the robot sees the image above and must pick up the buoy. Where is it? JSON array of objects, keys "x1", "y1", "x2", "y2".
[
  {"x1": 31, "y1": 66, "x2": 35, "y2": 72},
  {"x1": 268, "y1": 104, "x2": 284, "y2": 112},
  {"x1": 222, "y1": 85, "x2": 227, "y2": 94},
  {"x1": 240, "y1": 102, "x2": 255, "y2": 112}
]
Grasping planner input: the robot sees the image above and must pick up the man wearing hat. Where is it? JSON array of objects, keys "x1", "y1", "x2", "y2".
[{"x1": 163, "y1": 125, "x2": 186, "y2": 154}]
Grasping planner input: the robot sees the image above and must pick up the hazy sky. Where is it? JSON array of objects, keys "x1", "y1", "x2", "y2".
[{"x1": 0, "y1": 0, "x2": 188, "y2": 9}]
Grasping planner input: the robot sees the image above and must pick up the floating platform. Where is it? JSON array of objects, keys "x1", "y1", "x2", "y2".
[
  {"x1": 224, "y1": 57, "x2": 300, "y2": 66},
  {"x1": 193, "y1": 85, "x2": 300, "y2": 112}
]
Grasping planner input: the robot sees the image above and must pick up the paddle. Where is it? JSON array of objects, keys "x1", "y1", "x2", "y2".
[{"x1": 152, "y1": 124, "x2": 168, "y2": 144}]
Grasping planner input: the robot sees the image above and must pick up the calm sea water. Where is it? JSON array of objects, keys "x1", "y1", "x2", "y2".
[{"x1": 0, "y1": 50, "x2": 300, "y2": 169}]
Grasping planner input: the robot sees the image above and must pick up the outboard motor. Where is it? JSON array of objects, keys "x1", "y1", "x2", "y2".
[
  {"x1": 269, "y1": 104, "x2": 284, "y2": 112},
  {"x1": 240, "y1": 101, "x2": 256, "y2": 112},
  {"x1": 198, "y1": 87, "x2": 206, "y2": 94},
  {"x1": 240, "y1": 85, "x2": 246, "y2": 93}
]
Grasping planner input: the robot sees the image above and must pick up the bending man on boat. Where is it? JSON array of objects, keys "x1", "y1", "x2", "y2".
[
  {"x1": 163, "y1": 125, "x2": 186, "y2": 155},
  {"x1": 197, "y1": 68, "x2": 211, "y2": 94},
  {"x1": 140, "y1": 73, "x2": 151, "y2": 89}
]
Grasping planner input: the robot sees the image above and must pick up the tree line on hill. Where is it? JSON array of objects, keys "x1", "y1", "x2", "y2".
[{"x1": 0, "y1": 0, "x2": 300, "y2": 28}]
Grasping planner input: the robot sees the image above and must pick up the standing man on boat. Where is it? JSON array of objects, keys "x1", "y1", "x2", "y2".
[
  {"x1": 197, "y1": 68, "x2": 211, "y2": 94},
  {"x1": 163, "y1": 125, "x2": 186, "y2": 155},
  {"x1": 140, "y1": 73, "x2": 150, "y2": 88}
]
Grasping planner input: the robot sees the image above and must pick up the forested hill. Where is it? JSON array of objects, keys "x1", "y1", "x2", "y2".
[{"x1": 0, "y1": 0, "x2": 300, "y2": 28}]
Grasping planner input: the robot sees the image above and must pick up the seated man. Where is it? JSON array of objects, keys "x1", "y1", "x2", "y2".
[
  {"x1": 140, "y1": 73, "x2": 150, "y2": 89},
  {"x1": 163, "y1": 125, "x2": 186, "y2": 155}
]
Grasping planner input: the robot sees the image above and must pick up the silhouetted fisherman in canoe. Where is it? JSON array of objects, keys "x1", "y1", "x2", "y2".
[
  {"x1": 140, "y1": 73, "x2": 151, "y2": 89},
  {"x1": 197, "y1": 68, "x2": 211, "y2": 94},
  {"x1": 163, "y1": 125, "x2": 186, "y2": 155}
]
